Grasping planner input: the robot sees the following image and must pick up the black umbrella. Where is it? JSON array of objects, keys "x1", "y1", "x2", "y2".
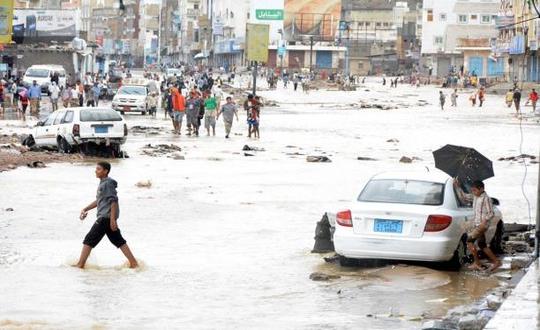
[{"x1": 433, "y1": 144, "x2": 494, "y2": 183}]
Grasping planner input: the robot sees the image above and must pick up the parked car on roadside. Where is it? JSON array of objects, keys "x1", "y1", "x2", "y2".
[
  {"x1": 23, "y1": 107, "x2": 128, "y2": 156},
  {"x1": 330, "y1": 171, "x2": 504, "y2": 269}
]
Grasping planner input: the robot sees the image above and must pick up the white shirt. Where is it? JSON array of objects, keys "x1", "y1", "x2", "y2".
[{"x1": 49, "y1": 85, "x2": 60, "y2": 99}]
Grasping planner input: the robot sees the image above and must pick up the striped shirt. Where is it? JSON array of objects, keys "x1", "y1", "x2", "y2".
[{"x1": 457, "y1": 189, "x2": 494, "y2": 226}]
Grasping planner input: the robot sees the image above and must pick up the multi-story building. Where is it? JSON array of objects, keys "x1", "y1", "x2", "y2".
[
  {"x1": 90, "y1": 0, "x2": 142, "y2": 68},
  {"x1": 495, "y1": 0, "x2": 540, "y2": 82},
  {"x1": 341, "y1": 0, "x2": 421, "y2": 75},
  {"x1": 421, "y1": 0, "x2": 500, "y2": 78},
  {"x1": 212, "y1": 0, "x2": 250, "y2": 69}
]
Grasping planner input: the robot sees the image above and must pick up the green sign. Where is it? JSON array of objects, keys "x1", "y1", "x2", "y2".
[{"x1": 256, "y1": 9, "x2": 284, "y2": 20}]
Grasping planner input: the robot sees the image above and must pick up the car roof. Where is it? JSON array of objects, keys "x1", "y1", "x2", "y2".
[
  {"x1": 28, "y1": 65, "x2": 65, "y2": 69},
  {"x1": 61, "y1": 107, "x2": 115, "y2": 112},
  {"x1": 370, "y1": 170, "x2": 450, "y2": 184}
]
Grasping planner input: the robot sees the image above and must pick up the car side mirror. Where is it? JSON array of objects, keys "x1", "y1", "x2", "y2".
[
  {"x1": 36, "y1": 121, "x2": 44, "y2": 127},
  {"x1": 491, "y1": 198, "x2": 500, "y2": 206}
]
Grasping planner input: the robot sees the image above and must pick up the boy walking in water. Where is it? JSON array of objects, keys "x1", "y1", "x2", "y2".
[
  {"x1": 74, "y1": 162, "x2": 138, "y2": 269},
  {"x1": 454, "y1": 179, "x2": 501, "y2": 272}
]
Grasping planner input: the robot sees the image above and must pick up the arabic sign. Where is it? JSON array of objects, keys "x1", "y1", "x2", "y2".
[
  {"x1": 213, "y1": 16, "x2": 224, "y2": 35},
  {"x1": 256, "y1": 9, "x2": 284, "y2": 20},
  {"x1": 0, "y1": 0, "x2": 13, "y2": 43},
  {"x1": 246, "y1": 23, "x2": 269, "y2": 62}
]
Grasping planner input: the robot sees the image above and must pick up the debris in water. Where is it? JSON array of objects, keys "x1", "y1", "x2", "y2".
[
  {"x1": 306, "y1": 156, "x2": 332, "y2": 163},
  {"x1": 135, "y1": 180, "x2": 152, "y2": 188}
]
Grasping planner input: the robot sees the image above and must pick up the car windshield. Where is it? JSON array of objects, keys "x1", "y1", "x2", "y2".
[
  {"x1": 118, "y1": 86, "x2": 146, "y2": 95},
  {"x1": 26, "y1": 69, "x2": 50, "y2": 78},
  {"x1": 80, "y1": 109, "x2": 123, "y2": 122},
  {"x1": 358, "y1": 179, "x2": 445, "y2": 206}
]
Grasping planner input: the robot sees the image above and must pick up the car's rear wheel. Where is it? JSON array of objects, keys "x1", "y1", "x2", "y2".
[
  {"x1": 57, "y1": 137, "x2": 71, "y2": 153},
  {"x1": 338, "y1": 255, "x2": 358, "y2": 267},
  {"x1": 22, "y1": 135, "x2": 35, "y2": 147},
  {"x1": 490, "y1": 221, "x2": 504, "y2": 254},
  {"x1": 446, "y1": 236, "x2": 467, "y2": 270},
  {"x1": 142, "y1": 111, "x2": 147, "y2": 115}
]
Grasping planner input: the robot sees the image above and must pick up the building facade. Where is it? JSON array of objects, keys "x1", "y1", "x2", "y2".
[{"x1": 421, "y1": 0, "x2": 499, "y2": 78}]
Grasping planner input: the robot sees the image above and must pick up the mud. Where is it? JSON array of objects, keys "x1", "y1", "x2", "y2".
[{"x1": 140, "y1": 143, "x2": 183, "y2": 157}]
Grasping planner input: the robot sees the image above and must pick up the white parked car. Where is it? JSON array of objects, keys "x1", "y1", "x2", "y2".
[
  {"x1": 112, "y1": 83, "x2": 149, "y2": 115},
  {"x1": 25, "y1": 107, "x2": 127, "y2": 155},
  {"x1": 23, "y1": 64, "x2": 67, "y2": 93},
  {"x1": 331, "y1": 171, "x2": 503, "y2": 269}
]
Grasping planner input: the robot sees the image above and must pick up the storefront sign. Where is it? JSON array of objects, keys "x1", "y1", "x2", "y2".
[{"x1": 255, "y1": 9, "x2": 284, "y2": 20}]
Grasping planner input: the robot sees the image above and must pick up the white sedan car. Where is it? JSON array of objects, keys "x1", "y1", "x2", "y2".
[
  {"x1": 25, "y1": 107, "x2": 128, "y2": 155},
  {"x1": 331, "y1": 171, "x2": 503, "y2": 269}
]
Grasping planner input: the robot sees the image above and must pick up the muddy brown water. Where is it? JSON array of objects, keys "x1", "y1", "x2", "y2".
[{"x1": 1, "y1": 88, "x2": 535, "y2": 328}]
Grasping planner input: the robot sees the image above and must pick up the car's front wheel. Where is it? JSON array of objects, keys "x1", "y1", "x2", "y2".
[
  {"x1": 57, "y1": 137, "x2": 71, "y2": 153},
  {"x1": 338, "y1": 255, "x2": 358, "y2": 267},
  {"x1": 446, "y1": 236, "x2": 468, "y2": 270},
  {"x1": 22, "y1": 135, "x2": 35, "y2": 147}
]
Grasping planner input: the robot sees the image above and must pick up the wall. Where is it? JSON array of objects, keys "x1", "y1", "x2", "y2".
[{"x1": 421, "y1": 0, "x2": 456, "y2": 54}]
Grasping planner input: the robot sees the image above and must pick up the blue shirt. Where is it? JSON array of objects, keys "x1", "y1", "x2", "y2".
[
  {"x1": 28, "y1": 85, "x2": 41, "y2": 99},
  {"x1": 91, "y1": 86, "x2": 100, "y2": 98}
]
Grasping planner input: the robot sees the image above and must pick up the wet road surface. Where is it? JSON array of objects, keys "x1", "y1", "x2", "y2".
[{"x1": 1, "y1": 84, "x2": 537, "y2": 329}]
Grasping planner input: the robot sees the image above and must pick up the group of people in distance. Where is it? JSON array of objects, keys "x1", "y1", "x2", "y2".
[{"x1": 163, "y1": 84, "x2": 261, "y2": 139}]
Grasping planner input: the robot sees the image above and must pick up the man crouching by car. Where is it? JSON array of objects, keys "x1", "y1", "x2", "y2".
[{"x1": 454, "y1": 179, "x2": 502, "y2": 272}]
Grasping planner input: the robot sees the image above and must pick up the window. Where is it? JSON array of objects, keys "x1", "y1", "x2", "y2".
[
  {"x1": 440, "y1": 13, "x2": 447, "y2": 21},
  {"x1": 193, "y1": 4, "x2": 198, "y2": 9},
  {"x1": 43, "y1": 113, "x2": 58, "y2": 126},
  {"x1": 458, "y1": 15, "x2": 468, "y2": 23},
  {"x1": 80, "y1": 109, "x2": 123, "y2": 122},
  {"x1": 358, "y1": 179, "x2": 445, "y2": 206},
  {"x1": 427, "y1": 9, "x2": 433, "y2": 22},
  {"x1": 358, "y1": 63, "x2": 364, "y2": 69},
  {"x1": 62, "y1": 111, "x2": 74, "y2": 124},
  {"x1": 481, "y1": 15, "x2": 491, "y2": 23},
  {"x1": 383, "y1": 22, "x2": 389, "y2": 27},
  {"x1": 365, "y1": 22, "x2": 371, "y2": 27},
  {"x1": 53, "y1": 112, "x2": 65, "y2": 125},
  {"x1": 434, "y1": 36, "x2": 444, "y2": 44},
  {"x1": 376, "y1": 22, "x2": 381, "y2": 27},
  {"x1": 358, "y1": 22, "x2": 364, "y2": 27},
  {"x1": 471, "y1": 14, "x2": 478, "y2": 20}
]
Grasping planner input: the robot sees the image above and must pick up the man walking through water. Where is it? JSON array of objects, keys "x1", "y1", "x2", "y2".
[
  {"x1": 454, "y1": 179, "x2": 501, "y2": 272},
  {"x1": 74, "y1": 162, "x2": 138, "y2": 269}
]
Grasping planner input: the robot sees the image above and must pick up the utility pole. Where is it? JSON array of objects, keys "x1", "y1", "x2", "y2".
[
  {"x1": 534, "y1": 148, "x2": 540, "y2": 258},
  {"x1": 309, "y1": 36, "x2": 314, "y2": 73},
  {"x1": 252, "y1": 61, "x2": 257, "y2": 96}
]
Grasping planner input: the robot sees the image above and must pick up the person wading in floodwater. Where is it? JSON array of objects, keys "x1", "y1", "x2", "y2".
[
  {"x1": 454, "y1": 179, "x2": 501, "y2": 272},
  {"x1": 74, "y1": 161, "x2": 138, "y2": 269}
]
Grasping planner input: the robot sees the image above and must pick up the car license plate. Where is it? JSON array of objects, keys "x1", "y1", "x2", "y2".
[
  {"x1": 374, "y1": 219, "x2": 403, "y2": 233},
  {"x1": 94, "y1": 126, "x2": 108, "y2": 134},
  {"x1": 123, "y1": 106, "x2": 130, "y2": 111}
]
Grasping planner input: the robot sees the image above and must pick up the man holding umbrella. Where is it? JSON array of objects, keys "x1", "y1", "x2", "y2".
[
  {"x1": 454, "y1": 180, "x2": 501, "y2": 271},
  {"x1": 434, "y1": 144, "x2": 501, "y2": 271}
]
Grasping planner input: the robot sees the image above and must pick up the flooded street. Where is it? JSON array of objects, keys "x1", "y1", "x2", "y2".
[{"x1": 1, "y1": 83, "x2": 538, "y2": 329}]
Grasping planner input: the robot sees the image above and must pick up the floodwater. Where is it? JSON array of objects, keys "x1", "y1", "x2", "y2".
[{"x1": 1, "y1": 82, "x2": 537, "y2": 329}]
